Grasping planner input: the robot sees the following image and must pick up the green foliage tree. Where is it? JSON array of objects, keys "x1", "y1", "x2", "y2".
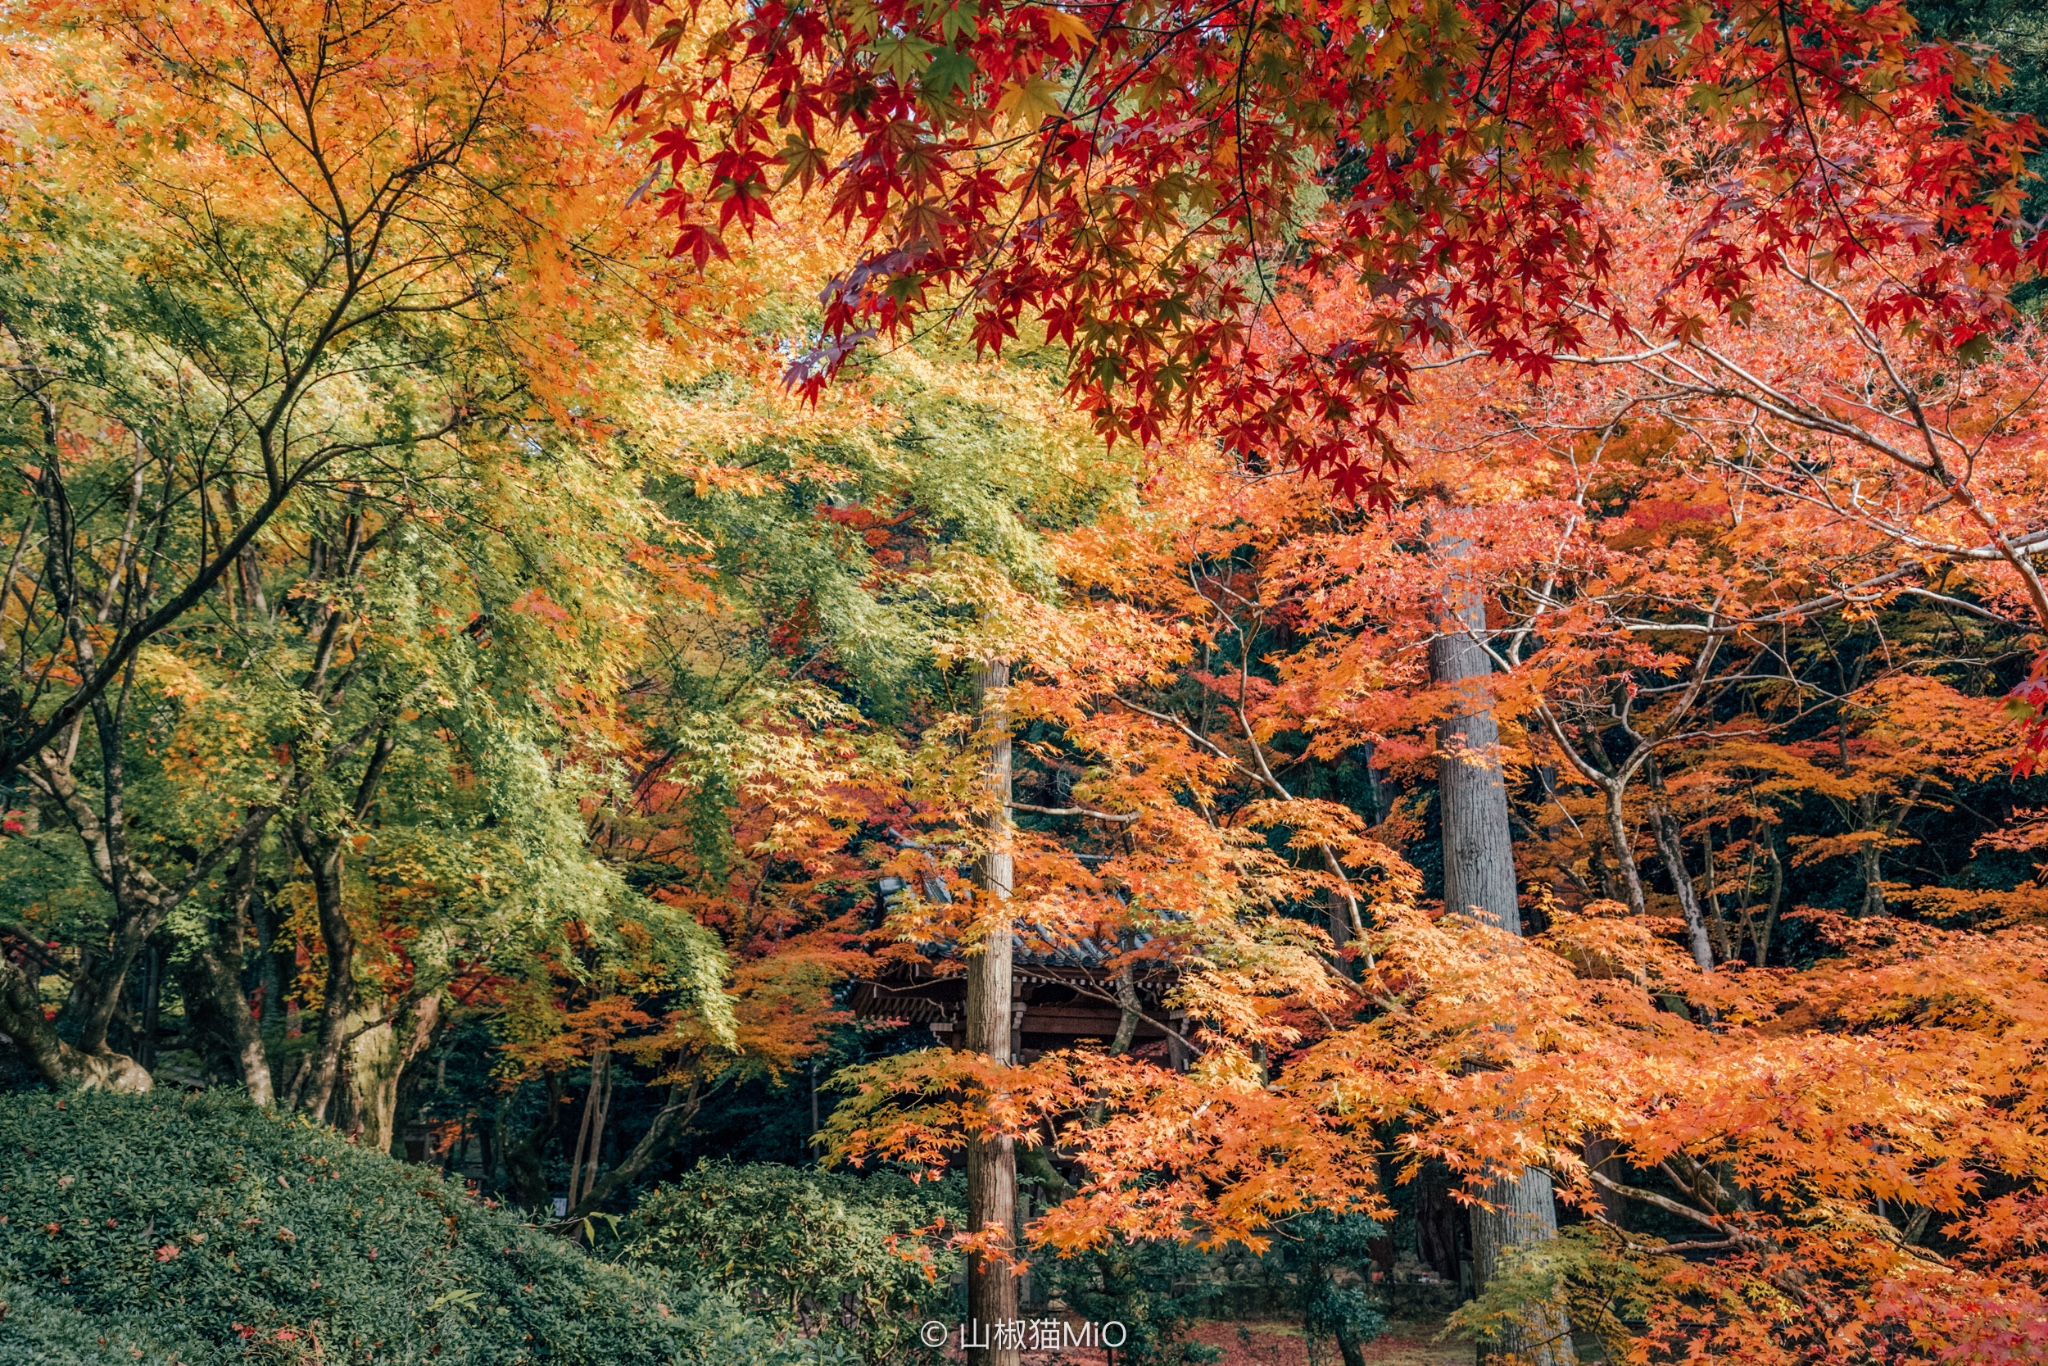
[
  {"x1": 0, "y1": 0, "x2": 713, "y2": 1100},
  {"x1": 1034, "y1": 1239, "x2": 1223, "y2": 1366}
]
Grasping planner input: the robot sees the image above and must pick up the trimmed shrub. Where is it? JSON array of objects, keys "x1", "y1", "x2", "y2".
[
  {"x1": 0, "y1": 1258, "x2": 183, "y2": 1366},
  {"x1": 0, "y1": 1090, "x2": 822, "y2": 1365},
  {"x1": 623, "y1": 1162, "x2": 963, "y2": 1364}
]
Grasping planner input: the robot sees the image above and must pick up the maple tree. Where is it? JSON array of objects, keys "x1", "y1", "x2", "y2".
[
  {"x1": 0, "y1": 0, "x2": 732, "y2": 1124},
  {"x1": 822, "y1": 445, "x2": 2048, "y2": 1365},
  {"x1": 0, "y1": 0, "x2": 669, "y2": 789},
  {"x1": 602, "y1": 0, "x2": 2043, "y2": 502},
  {"x1": 806, "y1": 96, "x2": 2048, "y2": 1361},
  {"x1": 3, "y1": 3, "x2": 2048, "y2": 1365},
  {"x1": 460, "y1": 315, "x2": 1135, "y2": 1233}
]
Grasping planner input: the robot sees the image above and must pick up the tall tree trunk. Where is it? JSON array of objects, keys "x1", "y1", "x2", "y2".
[
  {"x1": 1855, "y1": 791, "x2": 1887, "y2": 917},
  {"x1": 289, "y1": 728, "x2": 394, "y2": 1126},
  {"x1": 1431, "y1": 544, "x2": 1576, "y2": 1366},
  {"x1": 71, "y1": 706, "x2": 157, "y2": 1056},
  {"x1": 292, "y1": 832, "x2": 355, "y2": 1125},
  {"x1": 1470, "y1": 1173, "x2": 1577, "y2": 1365},
  {"x1": 251, "y1": 880, "x2": 287, "y2": 1031},
  {"x1": 229, "y1": 842, "x2": 276, "y2": 1101},
  {"x1": 194, "y1": 939, "x2": 273, "y2": 1105},
  {"x1": 345, "y1": 991, "x2": 442, "y2": 1156},
  {"x1": 186, "y1": 839, "x2": 275, "y2": 1103},
  {"x1": 1431, "y1": 582, "x2": 1520, "y2": 936},
  {"x1": 965, "y1": 660, "x2": 1019, "y2": 1366}
]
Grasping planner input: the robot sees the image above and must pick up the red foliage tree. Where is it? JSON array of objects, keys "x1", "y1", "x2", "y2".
[{"x1": 608, "y1": 0, "x2": 2041, "y2": 500}]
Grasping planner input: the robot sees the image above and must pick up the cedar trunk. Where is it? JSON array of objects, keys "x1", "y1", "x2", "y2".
[
  {"x1": 1430, "y1": 570, "x2": 1520, "y2": 938},
  {"x1": 965, "y1": 660, "x2": 1020, "y2": 1366},
  {"x1": 1431, "y1": 547, "x2": 1576, "y2": 1366}
]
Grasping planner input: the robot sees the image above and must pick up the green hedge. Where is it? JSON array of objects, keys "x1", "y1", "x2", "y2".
[
  {"x1": 623, "y1": 1162, "x2": 964, "y2": 1364},
  {"x1": 0, "y1": 1090, "x2": 824, "y2": 1365},
  {"x1": 0, "y1": 1260, "x2": 183, "y2": 1366}
]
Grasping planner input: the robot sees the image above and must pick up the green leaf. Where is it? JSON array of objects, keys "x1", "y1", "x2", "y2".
[
  {"x1": 872, "y1": 32, "x2": 938, "y2": 85},
  {"x1": 923, "y1": 47, "x2": 977, "y2": 101},
  {"x1": 939, "y1": 1, "x2": 980, "y2": 44}
]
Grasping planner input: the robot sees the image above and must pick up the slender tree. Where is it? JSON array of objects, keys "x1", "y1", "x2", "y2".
[{"x1": 965, "y1": 660, "x2": 1020, "y2": 1365}]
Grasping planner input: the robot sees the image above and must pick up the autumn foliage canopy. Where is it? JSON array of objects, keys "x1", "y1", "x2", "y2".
[
  {"x1": 1, "y1": 0, "x2": 2047, "y2": 1363},
  {"x1": 608, "y1": 0, "x2": 2044, "y2": 499}
]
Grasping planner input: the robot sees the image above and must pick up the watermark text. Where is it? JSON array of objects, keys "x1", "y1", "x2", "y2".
[{"x1": 919, "y1": 1318, "x2": 1128, "y2": 1351}]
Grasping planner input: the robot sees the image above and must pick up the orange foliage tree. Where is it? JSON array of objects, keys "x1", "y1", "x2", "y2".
[{"x1": 816, "y1": 104, "x2": 2048, "y2": 1364}]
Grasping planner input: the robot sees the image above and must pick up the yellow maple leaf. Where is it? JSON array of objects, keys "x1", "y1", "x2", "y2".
[
  {"x1": 995, "y1": 76, "x2": 1065, "y2": 126},
  {"x1": 1031, "y1": 6, "x2": 1094, "y2": 56}
]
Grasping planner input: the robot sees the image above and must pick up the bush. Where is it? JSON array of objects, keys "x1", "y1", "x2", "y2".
[
  {"x1": 0, "y1": 1090, "x2": 822, "y2": 1365},
  {"x1": 623, "y1": 1162, "x2": 963, "y2": 1365},
  {"x1": 1034, "y1": 1238, "x2": 1223, "y2": 1366},
  {"x1": 0, "y1": 1258, "x2": 183, "y2": 1366},
  {"x1": 1254, "y1": 1211, "x2": 1387, "y2": 1366}
]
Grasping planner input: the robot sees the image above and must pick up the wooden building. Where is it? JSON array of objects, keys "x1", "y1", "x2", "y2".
[{"x1": 845, "y1": 873, "x2": 1190, "y2": 1067}]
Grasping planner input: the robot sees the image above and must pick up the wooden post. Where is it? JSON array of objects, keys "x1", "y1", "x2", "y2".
[
  {"x1": 1431, "y1": 542, "x2": 1576, "y2": 1366},
  {"x1": 965, "y1": 660, "x2": 1020, "y2": 1365}
]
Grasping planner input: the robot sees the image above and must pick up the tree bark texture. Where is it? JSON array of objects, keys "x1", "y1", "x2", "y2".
[
  {"x1": 292, "y1": 831, "x2": 355, "y2": 1125},
  {"x1": 1326, "y1": 885, "x2": 1354, "y2": 948},
  {"x1": 0, "y1": 948, "x2": 151, "y2": 1091},
  {"x1": 342, "y1": 990, "x2": 442, "y2": 1156},
  {"x1": 1471, "y1": 1171, "x2": 1577, "y2": 1366},
  {"x1": 194, "y1": 841, "x2": 275, "y2": 1105},
  {"x1": 1109, "y1": 965, "x2": 1142, "y2": 1054},
  {"x1": 1430, "y1": 555, "x2": 1519, "y2": 935},
  {"x1": 1855, "y1": 791, "x2": 1887, "y2": 917},
  {"x1": 1431, "y1": 541, "x2": 1576, "y2": 1366},
  {"x1": 965, "y1": 660, "x2": 1020, "y2": 1366},
  {"x1": 1601, "y1": 783, "x2": 1649, "y2": 920},
  {"x1": 195, "y1": 938, "x2": 274, "y2": 1107},
  {"x1": 19, "y1": 730, "x2": 268, "y2": 1090},
  {"x1": 290, "y1": 727, "x2": 395, "y2": 1125}
]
